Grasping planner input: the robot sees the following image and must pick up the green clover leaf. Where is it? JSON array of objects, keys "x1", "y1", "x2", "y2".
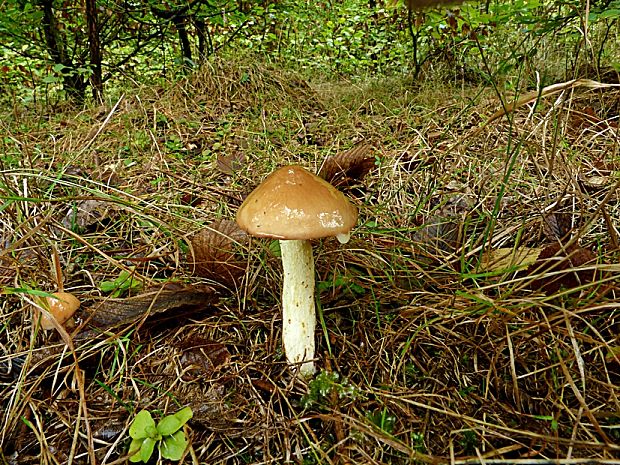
[
  {"x1": 129, "y1": 411, "x2": 156, "y2": 439},
  {"x1": 139, "y1": 437, "x2": 157, "y2": 463},
  {"x1": 160, "y1": 430, "x2": 188, "y2": 461},
  {"x1": 157, "y1": 414, "x2": 183, "y2": 436},
  {"x1": 128, "y1": 438, "x2": 144, "y2": 463},
  {"x1": 173, "y1": 406, "x2": 193, "y2": 425},
  {"x1": 127, "y1": 407, "x2": 192, "y2": 462},
  {"x1": 157, "y1": 407, "x2": 193, "y2": 436}
]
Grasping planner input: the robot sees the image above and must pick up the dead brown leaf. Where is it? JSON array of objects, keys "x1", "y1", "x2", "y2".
[
  {"x1": 77, "y1": 283, "x2": 218, "y2": 330},
  {"x1": 189, "y1": 220, "x2": 248, "y2": 288},
  {"x1": 542, "y1": 212, "x2": 574, "y2": 242},
  {"x1": 526, "y1": 243, "x2": 598, "y2": 295},
  {"x1": 579, "y1": 171, "x2": 613, "y2": 192},
  {"x1": 319, "y1": 144, "x2": 375, "y2": 188}
]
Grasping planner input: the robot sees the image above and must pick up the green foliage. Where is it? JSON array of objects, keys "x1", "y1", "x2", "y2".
[
  {"x1": 301, "y1": 370, "x2": 359, "y2": 408},
  {"x1": 128, "y1": 407, "x2": 193, "y2": 463},
  {"x1": 317, "y1": 272, "x2": 365, "y2": 296},
  {"x1": 458, "y1": 429, "x2": 479, "y2": 454},
  {"x1": 1, "y1": 0, "x2": 618, "y2": 106},
  {"x1": 589, "y1": 2, "x2": 620, "y2": 21},
  {"x1": 99, "y1": 269, "x2": 142, "y2": 298},
  {"x1": 411, "y1": 431, "x2": 426, "y2": 453},
  {"x1": 223, "y1": 0, "x2": 412, "y2": 75},
  {"x1": 366, "y1": 407, "x2": 396, "y2": 434},
  {"x1": 533, "y1": 414, "x2": 559, "y2": 431}
]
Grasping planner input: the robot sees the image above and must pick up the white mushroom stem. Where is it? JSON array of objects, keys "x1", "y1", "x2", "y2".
[{"x1": 279, "y1": 239, "x2": 316, "y2": 376}]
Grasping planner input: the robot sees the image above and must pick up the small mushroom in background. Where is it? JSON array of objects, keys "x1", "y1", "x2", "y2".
[
  {"x1": 32, "y1": 248, "x2": 80, "y2": 333},
  {"x1": 34, "y1": 292, "x2": 81, "y2": 330},
  {"x1": 236, "y1": 165, "x2": 358, "y2": 376}
]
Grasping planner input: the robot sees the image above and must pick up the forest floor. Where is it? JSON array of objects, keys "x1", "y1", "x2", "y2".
[{"x1": 1, "y1": 58, "x2": 619, "y2": 464}]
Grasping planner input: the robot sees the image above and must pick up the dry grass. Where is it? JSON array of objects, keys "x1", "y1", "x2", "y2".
[{"x1": 1, "y1": 57, "x2": 619, "y2": 464}]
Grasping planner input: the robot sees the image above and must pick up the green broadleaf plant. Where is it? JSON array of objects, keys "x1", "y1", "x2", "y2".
[
  {"x1": 99, "y1": 269, "x2": 142, "y2": 298},
  {"x1": 128, "y1": 407, "x2": 193, "y2": 463}
]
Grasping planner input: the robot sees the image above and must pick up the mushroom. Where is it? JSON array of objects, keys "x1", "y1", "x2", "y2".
[
  {"x1": 236, "y1": 165, "x2": 358, "y2": 376},
  {"x1": 35, "y1": 292, "x2": 81, "y2": 330}
]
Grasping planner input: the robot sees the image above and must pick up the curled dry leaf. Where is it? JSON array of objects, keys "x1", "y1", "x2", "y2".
[
  {"x1": 542, "y1": 212, "x2": 574, "y2": 242},
  {"x1": 579, "y1": 172, "x2": 611, "y2": 192},
  {"x1": 189, "y1": 220, "x2": 248, "y2": 287},
  {"x1": 526, "y1": 243, "x2": 598, "y2": 295},
  {"x1": 0, "y1": 284, "x2": 219, "y2": 378},
  {"x1": 319, "y1": 144, "x2": 375, "y2": 189},
  {"x1": 78, "y1": 284, "x2": 217, "y2": 329}
]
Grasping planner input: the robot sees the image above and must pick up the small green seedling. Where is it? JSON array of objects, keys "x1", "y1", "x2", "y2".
[
  {"x1": 128, "y1": 407, "x2": 193, "y2": 463},
  {"x1": 100, "y1": 269, "x2": 142, "y2": 297},
  {"x1": 301, "y1": 370, "x2": 359, "y2": 408}
]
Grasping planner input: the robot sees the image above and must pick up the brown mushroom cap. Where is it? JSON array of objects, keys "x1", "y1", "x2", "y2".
[
  {"x1": 36, "y1": 292, "x2": 81, "y2": 330},
  {"x1": 236, "y1": 165, "x2": 358, "y2": 240}
]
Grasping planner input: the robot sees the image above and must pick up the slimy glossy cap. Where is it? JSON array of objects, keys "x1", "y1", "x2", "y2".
[
  {"x1": 37, "y1": 292, "x2": 80, "y2": 330},
  {"x1": 236, "y1": 165, "x2": 358, "y2": 241}
]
